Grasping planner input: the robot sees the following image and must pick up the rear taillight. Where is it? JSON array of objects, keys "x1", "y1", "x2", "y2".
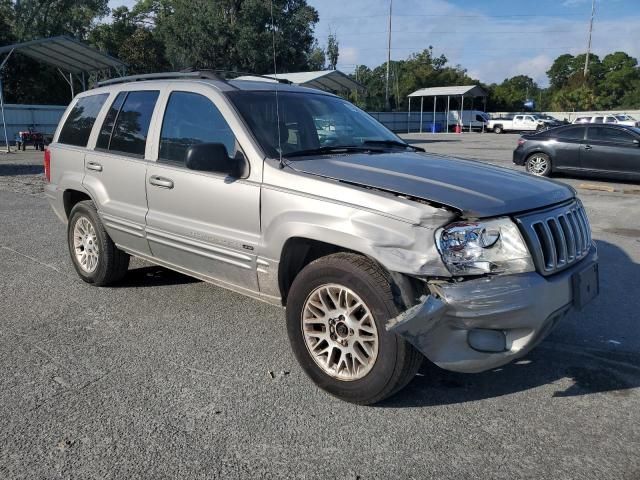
[
  {"x1": 517, "y1": 138, "x2": 527, "y2": 147},
  {"x1": 44, "y1": 149, "x2": 51, "y2": 182}
]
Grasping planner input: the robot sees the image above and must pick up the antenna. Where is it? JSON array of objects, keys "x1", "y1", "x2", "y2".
[{"x1": 270, "y1": 0, "x2": 284, "y2": 168}]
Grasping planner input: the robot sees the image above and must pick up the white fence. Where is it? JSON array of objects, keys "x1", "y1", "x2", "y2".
[
  {"x1": 370, "y1": 110, "x2": 640, "y2": 132},
  {"x1": 1, "y1": 104, "x2": 67, "y2": 146}
]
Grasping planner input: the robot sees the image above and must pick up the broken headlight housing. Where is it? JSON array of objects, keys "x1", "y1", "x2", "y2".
[{"x1": 436, "y1": 218, "x2": 534, "y2": 276}]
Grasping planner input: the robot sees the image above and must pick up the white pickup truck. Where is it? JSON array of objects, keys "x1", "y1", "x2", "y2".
[{"x1": 487, "y1": 114, "x2": 546, "y2": 134}]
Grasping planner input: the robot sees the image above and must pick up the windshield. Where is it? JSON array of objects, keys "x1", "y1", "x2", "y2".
[
  {"x1": 616, "y1": 115, "x2": 633, "y2": 121},
  {"x1": 227, "y1": 91, "x2": 401, "y2": 158}
]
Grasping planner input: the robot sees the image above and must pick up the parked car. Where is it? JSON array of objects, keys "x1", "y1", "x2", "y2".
[
  {"x1": 446, "y1": 110, "x2": 490, "y2": 131},
  {"x1": 45, "y1": 71, "x2": 598, "y2": 404},
  {"x1": 513, "y1": 123, "x2": 640, "y2": 180},
  {"x1": 573, "y1": 114, "x2": 640, "y2": 127},
  {"x1": 487, "y1": 114, "x2": 547, "y2": 133}
]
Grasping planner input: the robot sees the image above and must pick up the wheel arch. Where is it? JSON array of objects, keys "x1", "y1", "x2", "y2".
[
  {"x1": 277, "y1": 236, "x2": 424, "y2": 310},
  {"x1": 63, "y1": 188, "x2": 94, "y2": 219}
]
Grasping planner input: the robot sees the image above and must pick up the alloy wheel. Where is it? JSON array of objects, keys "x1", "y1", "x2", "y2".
[{"x1": 301, "y1": 284, "x2": 379, "y2": 381}]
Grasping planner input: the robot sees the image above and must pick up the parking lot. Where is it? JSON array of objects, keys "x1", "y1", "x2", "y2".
[{"x1": 1, "y1": 137, "x2": 639, "y2": 479}]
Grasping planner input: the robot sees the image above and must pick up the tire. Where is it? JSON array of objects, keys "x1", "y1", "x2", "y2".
[
  {"x1": 493, "y1": 125, "x2": 503, "y2": 134},
  {"x1": 67, "y1": 200, "x2": 130, "y2": 286},
  {"x1": 286, "y1": 252, "x2": 423, "y2": 405},
  {"x1": 525, "y1": 152, "x2": 552, "y2": 177}
]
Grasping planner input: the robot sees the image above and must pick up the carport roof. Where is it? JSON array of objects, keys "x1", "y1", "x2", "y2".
[
  {"x1": 408, "y1": 85, "x2": 487, "y2": 98},
  {"x1": 237, "y1": 70, "x2": 364, "y2": 93},
  {"x1": 0, "y1": 36, "x2": 126, "y2": 74}
]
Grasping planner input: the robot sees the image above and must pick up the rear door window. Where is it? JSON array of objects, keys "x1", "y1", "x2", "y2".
[
  {"x1": 555, "y1": 126, "x2": 585, "y2": 141},
  {"x1": 593, "y1": 117, "x2": 604, "y2": 123},
  {"x1": 107, "y1": 91, "x2": 160, "y2": 157},
  {"x1": 158, "y1": 91, "x2": 236, "y2": 166},
  {"x1": 58, "y1": 94, "x2": 109, "y2": 147},
  {"x1": 96, "y1": 92, "x2": 127, "y2": 150},
  {"x1": 588, "y1": 126, "x2": 636, "y2": 144}
]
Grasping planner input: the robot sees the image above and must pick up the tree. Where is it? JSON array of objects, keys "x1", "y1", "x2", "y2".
[
  {"x1": 306, "y1": 39, "x2": 325, "y2": 70},
  {"x1": 326, "y1": 32, "x2": 338, "y2": 70},
  {"x1": 547, "y1": 54, "x2": 574, "y2": 90},
  {"x1": 0, "y1": 0, "x2": 14, "y2": 45},
  {"x1": 348, "y1": 48, "x2": 475, "y2": 111},
  {"x1": 89, "y1": 6, "x2": 168, "y2": 74},
  {"x1": 136, "y1": 0, "x2": 320, "y2": 74},
  {"x1": 12, "y1": 0, "x2": 109, "y2": 41},
  {"x1": 489, "y1": 75, "x2": 539, "y2": 111},
  {"x1": 596, "y1": 52, "x2": 639, "y2": 109}
]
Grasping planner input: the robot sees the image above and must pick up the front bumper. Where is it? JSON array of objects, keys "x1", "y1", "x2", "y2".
[{"x1": 388, "y1": 245, "x2": 597, "y2": 373}]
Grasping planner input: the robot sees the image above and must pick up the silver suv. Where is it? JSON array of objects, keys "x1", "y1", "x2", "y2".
[{"x1": 45, "y1": 71, "x2": 599, "y2": 404}]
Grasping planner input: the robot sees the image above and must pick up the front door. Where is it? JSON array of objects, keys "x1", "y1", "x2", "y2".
[
  {"x1": 144, "y1": 89, "x2": 261, "y2": 291},
  {"x1": 582, "y1": 126, "x2": 640, "y2": 175}
]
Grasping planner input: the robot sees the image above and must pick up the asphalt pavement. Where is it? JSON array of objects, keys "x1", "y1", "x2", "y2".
[{"x1": 0, "y1": 142, "x2": 639, "y2": 479}]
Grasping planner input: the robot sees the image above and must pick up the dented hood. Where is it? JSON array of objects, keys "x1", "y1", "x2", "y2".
[{"x1": 286, "y1": 151, "x2": 574, "y2": 218}]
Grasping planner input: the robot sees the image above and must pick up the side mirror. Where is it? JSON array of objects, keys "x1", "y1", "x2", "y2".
[
  {"x1": 185, "y1": 143, "x2": 247, "y2": 177},
  {"x1": 634, "y1": 139, "x2": 640, "y2": 147}
]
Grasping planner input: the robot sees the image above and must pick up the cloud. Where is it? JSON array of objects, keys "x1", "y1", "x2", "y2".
[{"x1": 339, "y1": 47, "x2": 359, "y2": 65}]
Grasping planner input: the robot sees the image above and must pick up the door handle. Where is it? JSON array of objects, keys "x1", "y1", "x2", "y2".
[
  {"x1": 149, "y1": 175, "x2": 174, "y2": 189},
  {"x1": 86, "y1": 161, "x2": 103, "y2": 172},
  {"x1": 584, "y1": 145, "x2": 592, "y2": 150}
]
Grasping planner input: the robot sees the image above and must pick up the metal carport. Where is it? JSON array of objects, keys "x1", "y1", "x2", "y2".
[
  {"x1": 407, "y1": 85, "x2": 488, "y2": 133},
  {"x1": 237, "y1": 70, "x2": 364, "y2": 95},
  {"x1": 0, "y1": 36, "x2": 127, "y2": 151}
]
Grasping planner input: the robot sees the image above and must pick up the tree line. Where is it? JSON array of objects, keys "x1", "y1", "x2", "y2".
[{"x1": 1, "y1": 0, "x2": 639, "y2": 112}]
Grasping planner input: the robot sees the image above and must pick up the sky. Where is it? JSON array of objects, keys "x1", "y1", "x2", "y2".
[{"x1": 108, "y1": 0, "x2": 640, "y2": 87}]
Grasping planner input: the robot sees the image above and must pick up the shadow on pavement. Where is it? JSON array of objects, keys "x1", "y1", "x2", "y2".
[
  {"x1": 112, "y1": 266, "x2": 200, "y2": 288},
  {"x1": 380, "y1": 240, "x2": 640, "y2": 407},
  {"x1": 0, "y1": 164, "x2": 44, "y2": 176}
]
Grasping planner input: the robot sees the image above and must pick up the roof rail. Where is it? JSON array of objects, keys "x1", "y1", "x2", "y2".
[
  {"x1": 95, "y1": 70, "x2": 226, "y2": 88},
  {"x1": 95, "y1": 69, "x2": 292, "y2": 88}
]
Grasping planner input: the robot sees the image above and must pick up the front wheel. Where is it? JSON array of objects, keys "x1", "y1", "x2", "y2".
[
  {"x1": 525, "y1": 152, "x2": 551, "y2": 177},
  {"x1": 286, "y1": 253, "x2": 422, "y2": 405}
]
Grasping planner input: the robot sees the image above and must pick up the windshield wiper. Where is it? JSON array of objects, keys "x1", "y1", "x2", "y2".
[
  {"x1": 283, "y1": 145, "x2": 383, "y2": 158},
  {"x1": 362, "y1": 139, "x2": 425, "y2": 152}
]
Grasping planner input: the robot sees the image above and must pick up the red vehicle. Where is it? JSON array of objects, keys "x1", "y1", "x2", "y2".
[{"x1": 16, "y1": 128, "x2": 46, "y2": 151}]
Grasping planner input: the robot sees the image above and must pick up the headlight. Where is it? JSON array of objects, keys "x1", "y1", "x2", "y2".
[{"x1": 436, "y1": 217, "x2": 534, "y2": 276}]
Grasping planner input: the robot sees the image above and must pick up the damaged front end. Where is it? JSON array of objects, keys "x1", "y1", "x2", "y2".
[{"x1": 387, "y1": 244, "x2": 597, "y2": 373}]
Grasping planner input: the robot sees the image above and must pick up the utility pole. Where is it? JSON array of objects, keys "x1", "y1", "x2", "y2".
[
  {"x1": 385, "y1": 0, "x2": 392, "y2": 111},
  {"x1": 584, "y1": 0, "x2": 596, "y2": 78}
]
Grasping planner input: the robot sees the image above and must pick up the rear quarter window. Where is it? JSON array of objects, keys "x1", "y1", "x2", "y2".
[{"x1": 57, "y1": 94, "x2": 109, "y2": 147}]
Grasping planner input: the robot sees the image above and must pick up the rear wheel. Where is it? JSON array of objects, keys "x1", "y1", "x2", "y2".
[
  {"x1": 286, "y1": 252, "x2": 422, "y2": 405},
  {"x1": 525, "y1": 152, "x2": 551, "y2": 177},
  {"x1": 493, "y1": 125, "x2": 503, "y2": 134},
  {"x1": 67, "y1": 200, "x2": 130, "y2": 286}
]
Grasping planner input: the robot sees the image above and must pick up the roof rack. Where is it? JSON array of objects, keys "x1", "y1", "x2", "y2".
[
  {"x1": 95, "y1": 69, "x2": 292, "y2": 88},
  {"x1": 95, "y1": 70, "x2": 226, "y2": 88}
]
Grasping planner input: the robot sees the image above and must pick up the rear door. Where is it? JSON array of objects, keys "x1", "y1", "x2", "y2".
[
  {"x1": 83, "y1": 88, "x2": 161, "y2": 255},
  {"x1": 50, "y1": 93, "x2": 110, "y2": 211},
  {"x1": 582, "y1": 126, "x2": 640, "y2": 175},
  {"x1": 144, "y1": 86, "x2": 261, "y2": 291},
  {"x1": 549, "y1": 125, "x2": 586, "y2": 170}
]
